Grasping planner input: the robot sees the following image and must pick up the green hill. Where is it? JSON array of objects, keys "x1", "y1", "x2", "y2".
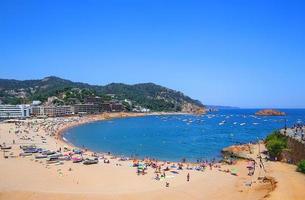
[{"x1": 0, "y1": 76, "x2": 205, "y2": 113}]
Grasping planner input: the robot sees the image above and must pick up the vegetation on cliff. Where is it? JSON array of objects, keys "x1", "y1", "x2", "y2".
[
  {"x1": 0, "y1": 76, "x2": 204, "y2": 113},
  {"x1": 265, "y1": 131, "x2": 288, "y2": 160}
]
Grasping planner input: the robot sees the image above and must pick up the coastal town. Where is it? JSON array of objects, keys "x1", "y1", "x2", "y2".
[{"x1": 0, "y1": 96, "x2": 151, "y2": 119}]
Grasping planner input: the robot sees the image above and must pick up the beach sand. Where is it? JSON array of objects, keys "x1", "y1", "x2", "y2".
[{"x1": 0, "y1": 112, "x2": 304, "y2": 200}]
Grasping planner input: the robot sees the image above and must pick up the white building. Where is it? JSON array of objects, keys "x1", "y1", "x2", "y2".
[
  {"x1": 32, "y1": 100, "x2": 42, "y2": 106},
  {"x1": 0, "y1": 104, "x2": 31, "y2": 118},
  {"x1": 132, "y1": 106, "x2": 150, "y2": 113}
]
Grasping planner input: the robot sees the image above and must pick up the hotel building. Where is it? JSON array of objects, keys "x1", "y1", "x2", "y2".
[
  {"x1": 0, "y1": 104, "x2": 31, "y2": 118},
  {"x1": 73, "y1": 104, "x2": 101, "y2": 114},
  {"x1": 43, "y1": 106, "x2": 73, "y2": 117}
]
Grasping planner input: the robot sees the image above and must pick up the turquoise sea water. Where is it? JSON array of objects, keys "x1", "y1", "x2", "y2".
[{"x1": 64, "y1": 109, "x2": 305, "y2": 162}]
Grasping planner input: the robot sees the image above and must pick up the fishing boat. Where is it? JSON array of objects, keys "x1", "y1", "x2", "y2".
[
  {"x1": 42, "y1": 150, "x2": 56, "y2": 155},
  {"x1": 20, "y1": 145, "x2": 36, "y2": 150},
  {"x1": 1, "y1": 146, "x2": 12, "y2": 150},
  {"x1": 219, "y1": 120, "x2": 226, "y2": 125},
  {"x1": 35, "y1": 154, "x2": 48, "y2": 159},
  {"x1": 58, "y1": 156, "x2": 71, "y2": 161},
  {"x1": 19, "y1": 152, "x2": 32, "y2": 157},
  {"x1": 72, "y1": 156, "x2": 83, "y2": 163},
  {"x1": 46, "y1": 160, "x2": 60, "y2": 164},
  {"x1": 24, "y1": 148, "x2": 39, "y2": 153},
  {"x1": 48, "y1": 153, "x2": 62, "y2": 160},
  {"x1": 83, "y1": 158, "x2": 98, "y2": 165}
]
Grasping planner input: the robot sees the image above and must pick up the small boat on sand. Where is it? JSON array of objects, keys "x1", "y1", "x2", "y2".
[
  {"x1": 83, "y1": 158, "x2": 98, "y2": 165},
  {"x1": 1, "y1": 146, "x2": 12, "y2": 150},
  {"x1": 20, "y1": 145, "x2": 36, "y2": 150},
  {"x1": 24, "y1": 148, "x2": 39, "y2": 153},
  {"x1": 46, "y1": 160, "x2": 60, "y2": 164},
  {"x1": 35, "y1": 154, "x2": 48, "y2": 159},
  {"x1": 42, "y1": 150, "x2": 56, "y2": 155},
  {"x1": 59, "y1": 156, "x2": 71, "y2": 161},
  {"x1": 72, "y1": 157, "x2": 83, "y2": 163},
  {"x1": 19, "y1": 152, "x2": 32, "y2": 157},
  {"x1": 48, "y1": 153, "x2": 62, "y2": 160}
]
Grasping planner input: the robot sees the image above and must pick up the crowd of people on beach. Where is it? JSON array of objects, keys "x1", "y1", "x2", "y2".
[
  {"x1": 1, "y1": 118, "x2": 226, "y2": 186},
  {"x1": 131, "y1": 155, "x2": 235, "y2": 188},
  {"x1": 0, "y1": 116, "x2": 269, "y2": 189}
]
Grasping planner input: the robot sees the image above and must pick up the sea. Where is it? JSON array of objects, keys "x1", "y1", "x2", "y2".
[{"x1": 63, "y1": 109, "x2": 305, "y2": 162}]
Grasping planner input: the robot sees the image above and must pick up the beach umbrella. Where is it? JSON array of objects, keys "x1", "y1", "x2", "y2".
[
  {"x1": 138, "y1": 165, "x2": 144, "y2": 170},
  {"x1": 231, "y1": 168, "x2": 238, "y2": 175},
  {"x1": 247, "y1": 161, "x2": 254, "y2": 168}
]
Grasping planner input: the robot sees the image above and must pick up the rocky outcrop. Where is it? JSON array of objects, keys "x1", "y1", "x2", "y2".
[
  {"x1": 221, "y1": 144, "x2": 254, "y2": 160},
  {"x1": 181, "y1": 102, "x2": 206, "y2": 115},
  {"x1": 255, "y1": 109, "x2": 286, "y2": 116}
]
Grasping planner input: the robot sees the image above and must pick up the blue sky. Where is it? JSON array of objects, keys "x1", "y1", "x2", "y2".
[{"x1": 1, "y1": 0, "x2": 305, "y2": 108}]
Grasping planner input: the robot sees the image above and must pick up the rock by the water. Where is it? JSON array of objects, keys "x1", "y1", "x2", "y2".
[{"x1": 255, "y1": 109, "x2": 285, "y2": 116}]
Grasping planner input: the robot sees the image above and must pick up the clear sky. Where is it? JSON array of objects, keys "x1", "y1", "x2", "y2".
[{"x1": 1, "y1": 0, "x2": 305, "y2": 108}]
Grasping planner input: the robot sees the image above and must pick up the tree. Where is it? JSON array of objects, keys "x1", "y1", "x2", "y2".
[
  {"x1": 265, "y1": 131, "x2": 287, "y2": 160},
  {"x1": 297, "y1": 160, "x2": 305, "y2": 173}
]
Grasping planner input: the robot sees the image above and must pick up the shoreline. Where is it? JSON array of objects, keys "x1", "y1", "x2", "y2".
[
  {"x1": 1, "y1": 112, "x2": 305, "y2": 200},
  {"x1": 56, "y1": 112, "x2": 189, "y2": 160}
]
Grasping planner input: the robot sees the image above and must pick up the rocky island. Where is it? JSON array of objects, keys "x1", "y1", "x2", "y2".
[{"x1": 255, "y1": 109, "x2": 286, "y2": 116}]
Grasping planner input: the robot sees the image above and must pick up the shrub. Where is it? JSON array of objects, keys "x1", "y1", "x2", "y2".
[
  {"x1": 297, "y1": 160, "x2": 305, "y2": 173},
  {"x1": 265, "y1": 131, "x2": 287, "y2": 160}
]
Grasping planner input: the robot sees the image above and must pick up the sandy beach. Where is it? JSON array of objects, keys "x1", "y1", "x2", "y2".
[{"x1": 1, "y1": 112, "x2": 304, "y2": 200}]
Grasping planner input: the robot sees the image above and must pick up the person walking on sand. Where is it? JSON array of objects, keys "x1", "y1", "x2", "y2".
[{"x1": 187, "y1": 173, "x2": 190, "y2": 182}]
